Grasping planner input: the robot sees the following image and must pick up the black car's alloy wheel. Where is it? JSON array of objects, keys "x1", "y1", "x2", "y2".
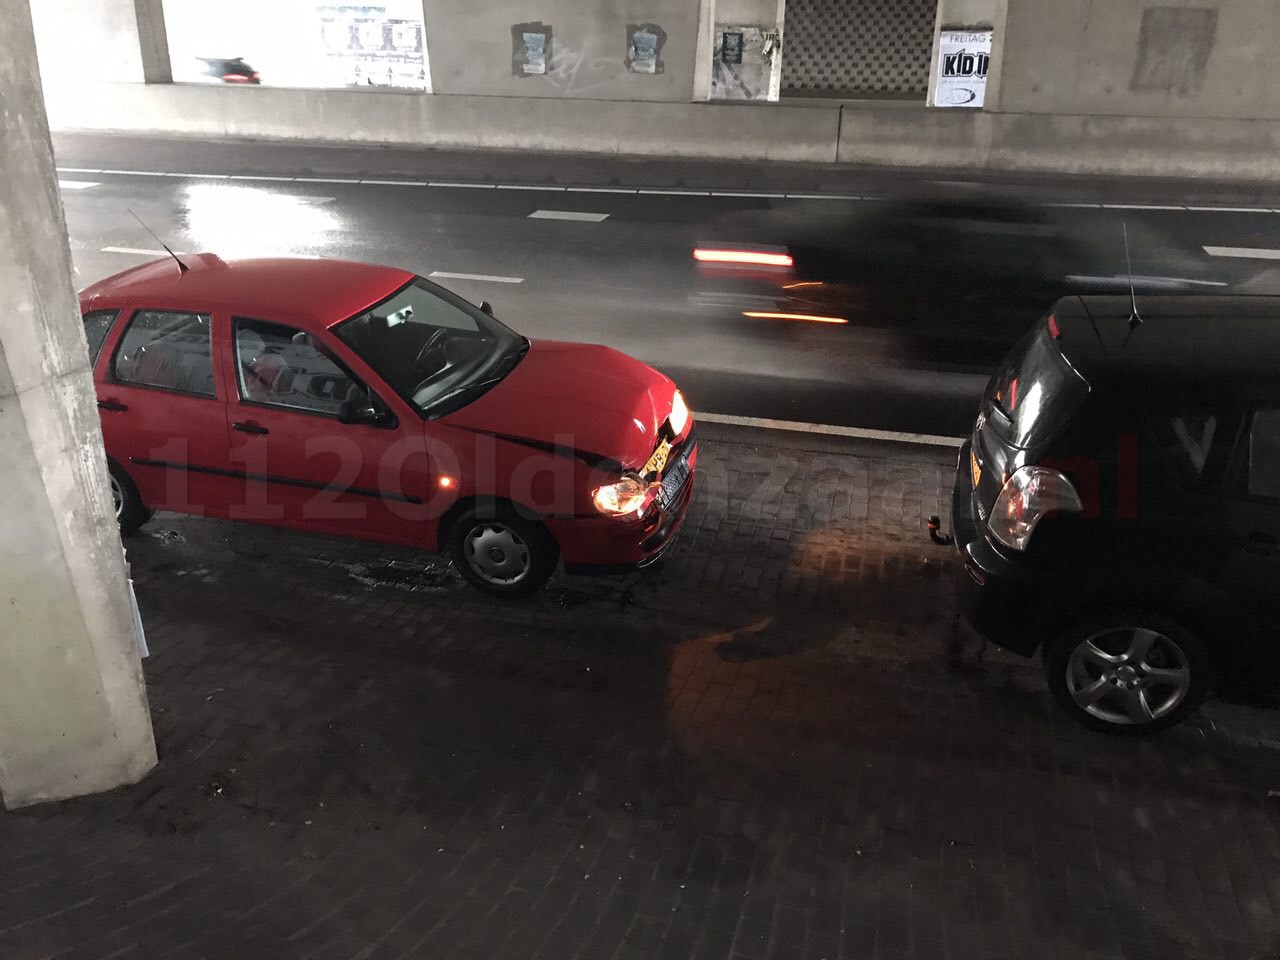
[{"x1": 1045, "y1": 612, "x2": 1209, "y2": 735}]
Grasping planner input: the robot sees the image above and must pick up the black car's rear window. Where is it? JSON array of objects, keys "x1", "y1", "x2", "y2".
[{"x1": 990, "y1": 325, "x2": 1089, "y2": 447}]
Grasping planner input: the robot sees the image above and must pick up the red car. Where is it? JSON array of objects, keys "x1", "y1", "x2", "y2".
[{"x1": 79, "y1": 255, "x2": 697, "y2": 594}]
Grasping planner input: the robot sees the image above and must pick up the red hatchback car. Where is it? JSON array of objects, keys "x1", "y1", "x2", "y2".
[{"x1": 80, "y1": 255, "x2": 697, "y2": 594}]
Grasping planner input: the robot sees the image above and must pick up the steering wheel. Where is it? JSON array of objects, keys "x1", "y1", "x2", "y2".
[{"x1": 412, "y1": 328, "x2": 450, "y2": 372}]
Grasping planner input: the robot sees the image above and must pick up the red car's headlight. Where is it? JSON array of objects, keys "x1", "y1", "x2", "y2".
[{"x1": 592, "y1": 477, "x2": 654, "y2": 516}]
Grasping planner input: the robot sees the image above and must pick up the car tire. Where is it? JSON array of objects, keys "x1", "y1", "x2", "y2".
[
  {"x1": 109, "y1": 460, "x2": 152, "y2": 536},
  {"x1": 447, "y1": 505, "x2": 558, "y2": 597},
  {"x1": 1044, "y1": 610, "x2": 1209, "y2": 736}
]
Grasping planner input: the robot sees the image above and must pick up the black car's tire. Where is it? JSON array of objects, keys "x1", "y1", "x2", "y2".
[
  {"x1": 1044, "y1": 610, "x2": 1209, "y2": 736},
  {"x1": 109, "y1": 460, "x2": 152, "y2": 536},
  {"x1": 447, "y1": 505, "x2": 558, "y2": 597}
]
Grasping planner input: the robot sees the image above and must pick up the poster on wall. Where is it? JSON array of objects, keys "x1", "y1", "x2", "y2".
[
  {"x1": 933, "y1": 30, "x2": 992, "y2": 107},
  {"x1": 317, "y1": 4, "x2": 428, "y2": 89}
]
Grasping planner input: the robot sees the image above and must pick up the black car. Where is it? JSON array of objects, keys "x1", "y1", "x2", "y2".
[
  {"x1": 197, "y1": 57, "x2": 260, "y2": 84},
  {"x1": 948, "y1": 295, "x2": 1279, "y2": 733},
  {"x1": 694, "y1": 193, "x2": 1224, "y2": 369}
]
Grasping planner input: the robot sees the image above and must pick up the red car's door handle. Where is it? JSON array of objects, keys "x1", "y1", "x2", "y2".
[
  {"x1": 97, "y1": 399, "x2": 128, "y2": 412},
  {"x1": 232, "y1": 421, "x2": 270, "y2": 435}
]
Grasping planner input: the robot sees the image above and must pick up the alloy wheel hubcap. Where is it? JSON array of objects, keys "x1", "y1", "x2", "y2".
[
  {"x1": 1066, "y1": 626, "x2": 1192, "y2": 725},
  {"x1": 463, "y1": 523, "x2": 531, "y2": 585},
  {"x1": 110, "y1": 475, "x2": 124, "y2": 519}
]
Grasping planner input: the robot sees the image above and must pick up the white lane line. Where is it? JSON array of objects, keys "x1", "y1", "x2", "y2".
[
  {"x1": 428, "y1": 270, "x2": 523, "y2": 284},
  {"x1": 1203, "y1": 245, "x2": 1280, "y2": 260},
  {"x1": 102, "y1": 246, "x2": 172, "y2": 256},
  {"x1": 698, "y1": 412, "x2": 963, "y2": 448},
  {"x1": 59, "y1": 180, "x2": 101, "y2": 190},
  {"x1": 528, "y1": 209, "x2": 610, "y2": 222},
  {"x1": 1100, "y1": 203, "x2": 1185, "y2": 211},
  {"x1": 52, "y1": 166, "x2": 1280, "y2": 213}
]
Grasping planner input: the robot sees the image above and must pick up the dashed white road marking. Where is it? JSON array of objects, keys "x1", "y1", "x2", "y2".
[
  {"x1": 1203, "y1": 245, "x2": 1280, "y2": 260},
  {"x1": 428, "y1": 181, "x2": 495, "y2": 189},
  {"x1": 567, "y1": 186, "x2": 637, "y2": 194},
  {"x1": 498, "y1": 184, "x2": 565, "y2": 192},
  {"x1": 59, "y1": 180, "x2": 100, "y2": 190},
  {"x1": 528, "y1": 209, "x2": 610, "y2": 222},
  {"x1": 698, "y1": 412, "x2": 963, "y2": 447},
  {"x1": 428, "y1": 270, "x2": 524, "y2": 284}
]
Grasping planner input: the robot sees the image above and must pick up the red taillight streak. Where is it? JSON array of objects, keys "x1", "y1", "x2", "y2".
[
  {"x1": 1047, "y1": 314, "x2": 1061, "y2": 339},
  {"x1": 693, "y1": 248, "x2": 794, "y2": 268},
  {"x1": 223, "y1": 74, "x2": 251, "y2": 82}
]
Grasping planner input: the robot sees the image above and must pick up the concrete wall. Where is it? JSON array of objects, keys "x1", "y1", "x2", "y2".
[
  {"x1": 1, "y1": 0, "x2": 157, "y2": 809},
  {"x1": 42, "y1": 80, "x2": 1280, "y2": 181},
  {"x1": 42, "y1": 81, "x2": 840, "y2": 162},
  {"x1": 995, "y1": 0, "x2": 1280, "y2": 120},
  {"x1": 422, "y1": 0, "x2": 699, "y2": 100}
]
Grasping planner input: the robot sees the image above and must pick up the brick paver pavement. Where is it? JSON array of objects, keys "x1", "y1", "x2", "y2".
[{"x1": 2, "y1": 423, "x2": 1278, "y2": 960}]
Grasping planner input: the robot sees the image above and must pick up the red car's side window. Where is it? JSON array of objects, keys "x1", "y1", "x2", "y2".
[
  {"x1": 82, "y1": 309, "x2": 120, "y2": 367},
  {"x1": 232, "y1": 318, "x2": 369, "y2": 418},
  {"x1": 112, "y1": 309, "x2": 216, "y2": 398}
]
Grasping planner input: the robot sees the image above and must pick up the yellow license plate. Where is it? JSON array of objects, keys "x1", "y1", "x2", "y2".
[
  {"x1": 644, "y1": 440, "x2": 673, "y2": 477},
  {"x1": 970, "y1": 449, "x2": 981, "y2": 489}
]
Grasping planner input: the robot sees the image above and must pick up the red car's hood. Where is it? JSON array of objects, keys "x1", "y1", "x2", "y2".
[{"x1": 441, "y1": 339, "x2": 675, "y2": 469}]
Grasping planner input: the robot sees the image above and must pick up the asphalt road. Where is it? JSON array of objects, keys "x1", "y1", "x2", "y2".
[{"x1": 53, "y1": 133, "x2": 1280, "y2": 437}]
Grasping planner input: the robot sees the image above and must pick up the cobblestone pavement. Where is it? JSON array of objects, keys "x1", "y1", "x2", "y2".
[{"x1": 3, "y1": 424, "x2": 1278, "y2": 960}]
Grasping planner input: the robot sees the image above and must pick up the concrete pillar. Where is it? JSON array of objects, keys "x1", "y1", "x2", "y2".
[
  {"x1": 0, "y1": 0, "x2": 157, "y2": 810},
  {"x1": 30, "y1": 0, "x2": 171, "y2": 85}
]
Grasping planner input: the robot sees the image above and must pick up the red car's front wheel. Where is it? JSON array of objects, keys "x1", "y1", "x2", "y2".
[{"x1": 448, "y1": 506, "x2": 558, "y2": 596}]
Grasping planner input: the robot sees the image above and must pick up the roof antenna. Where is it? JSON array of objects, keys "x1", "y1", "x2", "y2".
[
  {"x1": 128, "y1": 209, "x2": 188, "y2": 274},
  {"x1": 1123, "y1": 221, "x2": 1142, "y2": 330}
]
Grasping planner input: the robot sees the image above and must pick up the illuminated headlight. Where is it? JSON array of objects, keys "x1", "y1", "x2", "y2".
[
  {"x1": 669, "y1": 390, "x2": 690, "y2": 436},
  {"x1": 592, "y1": 476, "x2": 654, "y2": 516}
]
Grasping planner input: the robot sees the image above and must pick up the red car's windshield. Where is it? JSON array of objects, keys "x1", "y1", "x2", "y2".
[{"x1": 335, "y1": 278, "x2": 524, "y2": 416}]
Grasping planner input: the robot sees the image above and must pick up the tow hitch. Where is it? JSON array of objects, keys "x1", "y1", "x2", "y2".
[{"x1": 926, "y1": 515, "x2": 953, "y2": 547}]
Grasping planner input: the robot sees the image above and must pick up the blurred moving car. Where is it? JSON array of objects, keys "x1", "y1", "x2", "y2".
[
  {"x1": 947, "y1": 296, "x2": 1280, "y2": 733},
  {"x1": 694, "y1": 193, "x2": 1224, "y2": 365},
  {"x1": 196, "y1": 56, "x2": 260, "y2": 84},
  {"x1": 80, "y1": 255, "x2": 696, "y2": 595}
]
